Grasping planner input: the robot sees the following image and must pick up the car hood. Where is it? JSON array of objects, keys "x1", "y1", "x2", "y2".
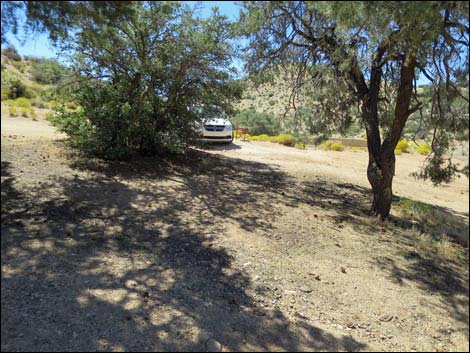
[{"x1": 203, "y1": 118, "x2": 231, "y2": 126}]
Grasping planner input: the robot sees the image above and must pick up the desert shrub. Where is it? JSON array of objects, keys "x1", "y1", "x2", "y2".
[
  {"x1": 66, "y1": 101, "x2": 78, "y2": 110},
  {"x1": 321, "y1": 140, "x2": 334, "y2": 150},
  {"x1": 274, "y1": 134, "x2": 296, "y2": 146},
  {"x1": 32, "y1": 100, "x2": 48, "y2": 109},
  {"x1": 269, "y1": 100, "x2": 276, "y2": 106},
  {"x1": 12, "y1": 60, "x2": 27, "y2": 73},
  {"x1": 31, "y1": 58, "x2": 67, "y2": 84},
  {"x1": 295, "y1": 142, "x2": 306, "y2": 149},
  {"x1": 1, "y1": 46, "x2": 21, "y2": 61},
  {"x1": 1, "y1": 87, "x2": 9, "y2": 100},
  {"x1": 350, "y1": 147, "x2": 359, "y2": 152},
  {"x1": 232, "y1": 108, "x2": 280, "y2": 136},
  {"x1": 20, "y1": 107, "x2": 29, "y2": 117},
  {"x1": 29, "y1": 107, "x2": 37, "y2": 119},
  {"x1": 395, "y1": 149, "x2": 403, "y2": 155},
  {"x1": 13, "y1": 97, "x2": 31, "y2": 108},
  {"x1": 5, "y1": 77, "x2": 27, "y2": 99},
  {"x1": 416, "y1": 143, "x2": 431, "y2": 155},
  {"x1": 247, "y1": 134, "x2": 270, "y2": 141},
  {"x1": 330, "y1": 143, "x2": 344, "y2": 151},
  {"x1": 395, "y1": 139, "x2": 410, "y2": 153},
  {"x1": 8, "y1": 106, "x2": 18, "y2": 116}
]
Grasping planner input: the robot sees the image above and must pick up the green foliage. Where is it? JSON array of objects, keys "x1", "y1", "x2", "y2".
[
  {"x1": 20, "y1": 107, "x2": 29, "y2": 117},
  {"x1": 29, "y1": 107, "x2": 37, "y2": 119},
  {"x1": 12, "y1": 60, "x2": 27, "y2": 73},
  {"x1": 294, "y1": 142, "x2": 306, "y2": 150},
  {"x1": 66, "y1": 101, "x2": 78, "y2": 110},
  {"x1": 246, "y1": 133, "x2": 296, "y2": 146},
  {"x1": 273, "y1": 134, "x2": 296, "y2": 146},
  {"x1": 397, "y1": 197, "x2": 434, "y2": 218},
  {"x1": 31, "y1": 99, "x2": 48, "y2": 109},
  {"x1": 239, "y1": 1, "x2": 469, "y2": 189},
  {"x1": 416, "y1": 143, "x2": 431, "y2": 155},
  {"x1": 247, "y1": 134, "x2": 271, "y2": 141},
  {"x1": 322, "y1": 141, "x2": 344, "y2": 151},
  {"x1": 1, "y1": 87, "x2": 9, "y2": 100},
  {"x1": 13, "y1": 97, "x2": 31, "y2": 108},
  {"x1": 321, "y1": 141, "x2": 333, "y2": 150},
  {"x1": 331, "y1": 143, "x2": 344, "y2": 151},
  {"x1": 50, "y1": 3, "x2": 242, "y2": 159},
  {"x1": 1, "y1": 45, "x2": 21, "y2": 61},
  {"x1": 31, "y1": 58, "x2": 67, "y2": 84},
  {"x1": 232, "y1": 108, "x2": 280, "y2": 136},
  {"x1": 8, "y1": 106, "x2": 17, "y2": 116},
  {"x1": 2, "y1": 75, "x2": 26, "y2": 99},
  {"x1": 395, "y1": 140, "x2": 410, "y2": 153}
]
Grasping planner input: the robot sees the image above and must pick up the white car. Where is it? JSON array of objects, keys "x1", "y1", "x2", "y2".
[{"x1": 198, "y1": 117, "x2": 233, "y2": 143}]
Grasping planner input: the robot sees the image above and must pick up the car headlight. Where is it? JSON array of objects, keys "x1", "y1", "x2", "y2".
[{"x1": 224, "y1": 125, "x2": 232, "y2": 131}]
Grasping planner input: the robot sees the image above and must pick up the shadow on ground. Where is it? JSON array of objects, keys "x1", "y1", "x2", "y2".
[
  {"x1": 1, "y1": 153, "x2": 368, "y2": 352},
  {"x1": 298, "y1": 179, "x2": 469, "y2": 332},
  {"x1": 2, "y1": 146, "x2": 468, "y2": 351}
]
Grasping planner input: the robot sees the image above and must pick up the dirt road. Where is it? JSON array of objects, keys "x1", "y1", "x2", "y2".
[{"x1": 2, "y1": 115, "x2": 469, "y2": 352}]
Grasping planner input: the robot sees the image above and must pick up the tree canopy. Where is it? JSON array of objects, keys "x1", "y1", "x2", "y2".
[
  {"x1": 239, "y1": 1, "x2": 469, "y2": 218},
  {"x1": 44, "y1": 2, "x2": 242, "y2": 159}
]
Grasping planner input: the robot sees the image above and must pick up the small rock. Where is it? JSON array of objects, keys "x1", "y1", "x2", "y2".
[
  {"x1": 378, "y1": 314, "x2": 395, "y2": 322},
  {"x1": 314, "y1": 275, "x2": 321, "y2": 281},
  {"x1": 299, "y1": 286, "x2": 312, "y2": 293},
  {"x1": 340, "y1": 267, "x2": 347, "y2": 274},
  {"x1": 206, "y1": 338, "x2": 222, "y2": 352},
  {"x1": 283, "y1": 290, "x2": 297, "y2": 295}
]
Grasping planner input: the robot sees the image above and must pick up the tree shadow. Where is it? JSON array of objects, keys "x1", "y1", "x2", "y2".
[
  {"x1": 1, "y1": 153, "x2": 368, "y2": 352},
  {"x1": 297, "y1": 179, "x2": 469, "y2": 331}
]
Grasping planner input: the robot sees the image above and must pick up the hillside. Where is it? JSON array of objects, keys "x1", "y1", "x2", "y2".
[{"x1": 1, "y1": 51, "x2": 70, "y2": 121}]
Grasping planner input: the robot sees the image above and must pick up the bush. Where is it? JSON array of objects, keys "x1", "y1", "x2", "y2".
[
  {"x1": 66, "y1": 101, "x2": 78, "y2": 110},
  {"x1": 1, "y1": 87, "x2": 9, "y2": 100},
  {"x1": 20, "y1": 107, "x2": 29, "y2": 117},
  {"x1": 295, "y1": 142, "x2": 306, "y2": 150},
  {"x1": 13, "y1": 97, "x2": 31, "y2": 108},
  {"x1": 395, "y1": 139, "x2": 410, "y2": 153},
  {"x1": 12, "y1": 60, "x2": 27, "y2": 73},
  {"x1": 32, "y1": 100, "x2": 48, "y2": 109},
  {"x1": 274, "y1": 134, "x2": 295, "y2": 146},
  {"x1": 232, "y1": 108, "x2": 280, "y2": 136},
  {"x1": 331, "y1": 143, "x2": 344, "y2": 151},
  {"x1": 395, "y1": 149, "x2": 403, "y2": 155},
  {"x1": 416, "y1": 143, "x2": 431, "y2": 155},
  {"x1": 8, "y1": 106, "x2": 18, "y2": 116},
  {"x1": 31, "y1": 58, "x2": 66, "y2": 84},
  {"x1": 1, "y1": 46, "x2": 21, "y2": 61},
  {"x1": 321, "y1": 141, "x2": 334, "y2": 150},
  {"x1": 322, "y1": 140, "x2": 344, "y2": 151},
  {"x1": 29, "y1": 107, "x2": 37, "y2": 119},
  {"x1": 5, "y1": 77, "x2": 27, "y2": 99}
]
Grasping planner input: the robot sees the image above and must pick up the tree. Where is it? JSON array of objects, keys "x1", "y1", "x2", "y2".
[
  {"x1": 49, "y1": 2, "x2": 242, "y2": 159},
  {"x1": 240, "y1": 1, "x2": 469, "y2": 219},
  {"x1": 1, "y1": 1, "x2": 133, "y2": 45}
]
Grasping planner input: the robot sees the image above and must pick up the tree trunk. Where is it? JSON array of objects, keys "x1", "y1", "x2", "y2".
[
  {"x1": 365, "y1": 51, "x2": 417, "y2": 219},
  {"x1": 367, "y1": 148, "x2": 396, "y2": 219}
]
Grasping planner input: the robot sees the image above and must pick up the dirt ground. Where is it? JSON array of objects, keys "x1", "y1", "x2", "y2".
[{"x1": 1, "y1": 115, "x2": 469, "y2": 352}]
